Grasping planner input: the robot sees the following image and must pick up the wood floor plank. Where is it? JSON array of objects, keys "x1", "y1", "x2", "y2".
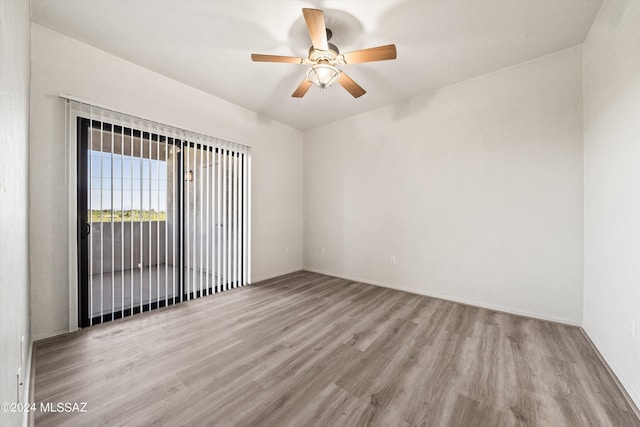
[{"x1": 33, "y1": 271, "x2": 640, "y2": 426}]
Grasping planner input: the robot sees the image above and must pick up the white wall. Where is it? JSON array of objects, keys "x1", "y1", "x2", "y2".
[
  {"x1": 304, "y1": 47, "x2": 584, "y2": 324},
  {"x1": 0, "y1": 0, "x2": 31, "y2": 423},
  {"x1": 583, "y1": 0, "x2": 640, "y2": 408},
  {"x1": 30, "y1": 24, "x2": 303, "y2": 340}
]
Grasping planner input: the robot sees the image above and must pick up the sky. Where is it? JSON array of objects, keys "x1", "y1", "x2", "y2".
[{"x1": 89, "y1": 150, "x2": 167, "y2": 212}]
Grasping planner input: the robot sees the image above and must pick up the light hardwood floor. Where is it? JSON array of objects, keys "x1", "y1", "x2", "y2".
[{"x1": 34, "y1": 271, "x2": 639, "y2": 426}]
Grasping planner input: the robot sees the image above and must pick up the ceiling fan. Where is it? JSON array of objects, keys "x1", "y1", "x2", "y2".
[{"x1": 251, "y1": 8, "x2": 397, "y2": 98}]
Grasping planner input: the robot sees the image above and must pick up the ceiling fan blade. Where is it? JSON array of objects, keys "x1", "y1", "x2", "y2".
[
  {"x1": 251, "y1": 54, "x2": 303, "y2": 64},
  {"x1": 292, "y1": 79, "x2": 312, "y2": 98},
  {"x1": 302, "y1": 8, "x2": 328, "y2": 51},
  {"x1": 338, "y1": 72, "x2": 366, "y2": 98},
  {"x1": 342, "y1": 44, "x2": 397, "y2": 64}
]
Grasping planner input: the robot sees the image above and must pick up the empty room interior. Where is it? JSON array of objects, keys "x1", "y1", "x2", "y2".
[{"x1": 1, "y1": 0, "x2": 640, "y2": 425}]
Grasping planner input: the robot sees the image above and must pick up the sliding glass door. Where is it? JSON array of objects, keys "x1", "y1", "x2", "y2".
[
  {"x1": 77, "y1": 118, "x2": 179, "y2": 325},
  {"x1": 76, "y1": 112, "x2": 249, "y2": 327}
]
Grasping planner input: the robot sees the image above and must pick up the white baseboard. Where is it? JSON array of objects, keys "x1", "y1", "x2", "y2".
[
  {"x1": 32, "y1": 328, "x2": 70, "y2": 342},
  {"x1": 22, "y1": 339, "x2": 34, "y2": 427},
  {"x1": 252, "y1": 268, "x2": 304, "y2": 284},
  {"x1": 582, "y1": 325, "x2": 640, "y2": 416},
  {"x1": 303, "y1": 268, "x2": 582, "y2": 327}
]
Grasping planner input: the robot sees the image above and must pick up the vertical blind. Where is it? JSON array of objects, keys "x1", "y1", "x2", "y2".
[{"x1": 65, "y1": 97, "x2": 251, "y2": 326}]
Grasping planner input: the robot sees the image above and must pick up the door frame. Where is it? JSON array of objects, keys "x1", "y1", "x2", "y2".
[
  {"x1": 76, "y1": 117, "x2": 90, "y2": 327},
  {"x1": 76, "y1": 118, "x2": 184, "y2": 327}
]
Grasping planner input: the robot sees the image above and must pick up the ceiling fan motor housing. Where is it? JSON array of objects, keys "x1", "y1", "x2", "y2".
[{"x1": 308, "y1": 28, "x2": 340, "y2": 58}]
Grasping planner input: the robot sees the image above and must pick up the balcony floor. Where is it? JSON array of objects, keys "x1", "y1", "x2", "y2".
[{"x1": 89, "y1": 264, "x2": 222, "y2": 317}]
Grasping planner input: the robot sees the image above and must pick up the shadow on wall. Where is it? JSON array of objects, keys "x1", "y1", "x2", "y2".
[{"x1": 392, "y1": 90, "x2": 438, "y2": 121}]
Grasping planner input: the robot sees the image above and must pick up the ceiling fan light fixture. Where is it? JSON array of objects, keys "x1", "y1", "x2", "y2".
[{"x1": 307, "y1": 64, "x2": 341, "y2": 89}]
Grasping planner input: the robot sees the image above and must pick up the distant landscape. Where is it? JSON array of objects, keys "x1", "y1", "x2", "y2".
[{"x1": 89, "y1": 209, "x2": 166, "y2": 222}]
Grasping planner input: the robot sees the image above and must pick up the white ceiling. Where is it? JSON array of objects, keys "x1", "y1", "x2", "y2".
[{"x1": 31, "y1": 0, "x2": 602, "y2": 130}]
